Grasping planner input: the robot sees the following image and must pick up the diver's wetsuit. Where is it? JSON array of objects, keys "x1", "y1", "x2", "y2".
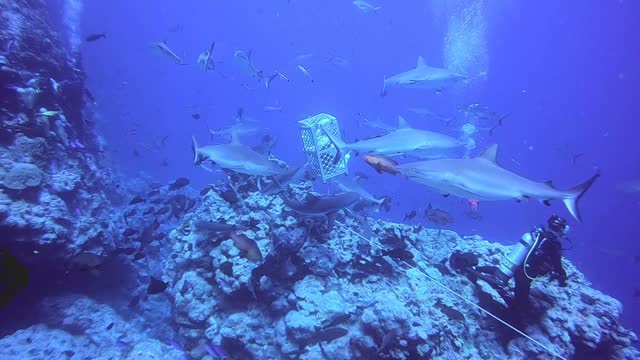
[
  {"x1": 512, "y1": 230, "x2": 567, "y2": 313},
  {"x1": 450, "y1": 229, "x2": 567, "y2": 317}
]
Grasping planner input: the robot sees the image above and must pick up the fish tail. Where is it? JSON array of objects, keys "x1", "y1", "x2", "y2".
[
  {"x1": 191, "y1": 136, "x2": 202, "y2": 165},
  {"x1": 380, "y1": 76, "x2": 387, "y2": 97},
  {"x1": 321, "y1": 126, "x2": 347, "y2": 153},
  {"x1": 562, "y1": 169, "x2": 601, "y2": 222}
]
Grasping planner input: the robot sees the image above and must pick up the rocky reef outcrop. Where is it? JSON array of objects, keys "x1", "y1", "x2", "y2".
[
  {"x1": 0, "y1": 0, "x2": 123, "y2": 256},
  {"x1": 2, "y1": 179, "x2": 638, "y2": 359}
]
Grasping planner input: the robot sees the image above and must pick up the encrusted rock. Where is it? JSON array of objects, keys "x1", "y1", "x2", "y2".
[{"x1": 1, "y1": 162, "x2": 43, "y2": 190}]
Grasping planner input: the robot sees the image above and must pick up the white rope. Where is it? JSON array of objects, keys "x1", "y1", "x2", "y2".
[{"x1": 335, "y1": 220, "x2": 567, "y2": 360}]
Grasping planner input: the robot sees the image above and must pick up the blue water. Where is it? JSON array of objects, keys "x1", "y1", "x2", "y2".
[{"x1": 78, "y1": 0, "x2": 638, "y2": 333}]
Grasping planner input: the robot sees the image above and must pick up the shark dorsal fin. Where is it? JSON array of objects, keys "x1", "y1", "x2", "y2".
[
  {"x1": 416, "y1": 56, "x2": 427, "y2": 69},
  {"x1": 230, "y1": 129, "x2": 241, "y2": 145},
  {"x1": 545, "y1": 180, "x2": 555, "y2": 189},
  {"x1": 479, "y1": 144, "x2": 498, "y2": 164},
  {"x1": 397, "y1": 115, "x2": 410, "y2": 129}
]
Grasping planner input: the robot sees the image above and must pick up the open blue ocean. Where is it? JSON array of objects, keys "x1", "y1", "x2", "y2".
[{"x1": 0, "y1": 0, "x2": 638, "y2": 359}]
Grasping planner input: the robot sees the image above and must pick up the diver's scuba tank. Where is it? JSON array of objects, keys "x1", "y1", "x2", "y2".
[{"x1": 496, "y1": 228, "x2": 542, "y2": 284}]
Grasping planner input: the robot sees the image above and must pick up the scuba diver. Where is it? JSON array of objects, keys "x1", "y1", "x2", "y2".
[{"x1": 450, "y1": 215, "x2": 570, "y2": 322}]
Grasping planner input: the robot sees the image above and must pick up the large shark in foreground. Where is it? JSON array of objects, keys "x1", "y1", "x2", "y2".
[
  {"x1": 326, "y1": 116, "x2": 463, "y2": 159},
  {"x1": 191, "y1": 134, "x2": 284, "y2": 176},
  {"x1": 396, "y1": 144, "x2": 600, "y2": 221},
  {"x1": 382, "y1": 56, "x2": 466, "y2": 96}
]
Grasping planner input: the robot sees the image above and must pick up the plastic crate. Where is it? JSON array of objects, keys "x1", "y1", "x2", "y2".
[{"x1": 298, "y1": 113, "x2": 348, "y2": 182}]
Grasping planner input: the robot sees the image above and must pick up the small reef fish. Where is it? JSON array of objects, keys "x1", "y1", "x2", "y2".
[
  {"x1": 296, "y1": 64, "x2": 314, "y2": 82},
  {"x1": 403, "y1": 210, "x2": 417, "y2": 221},
  {"x1": 263, "y1": 105, "x2": 283, "y2": 112},
  {"x1": 151, "y1": 41, "x2": 186, "y2": 64},
  {"x1": 146, "y1": 277, "x2": 168, "y2": 294},
  {"x1": 194, "y1": 221, "x2": 242, "y2": 234},
  {"x1": 133, "y1": 251, "x2": 146, "y2": 261},
  {"x1": 169, "y1": 177, "x2": 190, "y2": 190},
  {"x1": 85, "y1": 33, "x2": 107, "y2": 42},
  {"x1": 197, "y1": 42, "x2": 216, "y2": 72},
  {"x1": 220, "y1": 189, "x2": 239, "y2": 204},
  {"x1": 39, "y1": 110, "x2": 59, "y2": 117},
  {"x1": 148, "y1": 189, "x2": 161, "y2": 197},
  {"x1": 304, "y1": 327, "x2": 348, "y2": 346},
  {"x1": 230, "y1": 230, "x2": 262, "y2": 261},
  {"x1": 362, "y1": 154, "x2": 399, "y2": 175},
  {"x1": 200, "y1": 185, "x2": 213, "y2": 196},
  {"x1": 381, "y1": 249, "x2": 416, "y2": 267},
  {"x1": 122, "y1": 228, "x2": 136, "y2": 237},
  {"x1": 129, "y1": 196, "x2": 145, "y2": 205},
  {"x1": 424, "y1": 204, "x2": 454, "y2": 225},
  {"x1": 234, "y1": 49, "x2": 263, "y2": 80},
  {"x1": 352, "y1": 0, "x2": 381, "y2": 12},
  {"x1": 154, "y1": 206, "x2": 170, "y2": 215}
]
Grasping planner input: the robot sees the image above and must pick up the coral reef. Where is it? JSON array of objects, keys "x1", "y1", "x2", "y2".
[
  {"x1": 123, "y1": 180, "x2": 637, "y2": 359},
  {"x1": 0, "y1": 1, "x2": 637, "y2": 360},
  {"x1": 0, "y1": 297, "x2": 185, "y2": 360},
  {"x1": 0, "y1": 0, "x2": 125, "y2": 255}
]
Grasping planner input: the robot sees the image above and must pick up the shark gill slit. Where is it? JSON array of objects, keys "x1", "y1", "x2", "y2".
[{"x1": 336, "y1": 220, "x2": 568, "y2": 360}]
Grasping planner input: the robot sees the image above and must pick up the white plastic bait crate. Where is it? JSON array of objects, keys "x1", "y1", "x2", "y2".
[{"x1": 298, "y1": 113, "x2": 348, "y2": 182}]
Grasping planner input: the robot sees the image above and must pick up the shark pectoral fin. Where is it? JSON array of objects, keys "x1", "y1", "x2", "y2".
[
  {"x1": 515, "y1": 195, "x2": 530, "y2": 203},
  {"x1": 543, "y1": 200, "x2": 552, "y2": 206},
  {"x1": 442, "y1": 193, "x2": 450, "y2": 198}
]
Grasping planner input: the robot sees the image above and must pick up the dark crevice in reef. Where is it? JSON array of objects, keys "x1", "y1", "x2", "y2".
[
  {"x1": 571, "y1": 335, "x2": 616, "y2": 360},
  {"x1": 0, "y1": 239, "x2": 138, "y2": 338}
]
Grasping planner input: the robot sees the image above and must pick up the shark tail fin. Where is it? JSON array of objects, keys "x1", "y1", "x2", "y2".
[
  {"x1": 563, "y1": 169, "x2": 601, "y2": 222},
  {"x1": 375, "y1": 195, "x2": 392, "y2": 212},
  {"x1": 322, "y1": 125, "x2": 348, "y2": 153},
  {"x1": 191, "y1": 136, "x2": 202, "y2": 166}
]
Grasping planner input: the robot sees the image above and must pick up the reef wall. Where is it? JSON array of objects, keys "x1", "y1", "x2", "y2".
[{"x1": 0, "y1": 0, "x2": 128, "y2": 313}]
